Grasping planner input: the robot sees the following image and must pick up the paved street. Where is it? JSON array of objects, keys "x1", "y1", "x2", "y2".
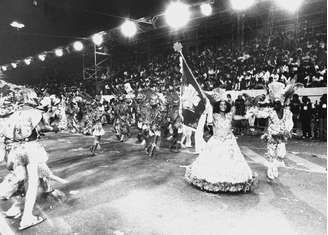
[{"x1": 0, "y1": 128, "x2": 326, "y2": 235}]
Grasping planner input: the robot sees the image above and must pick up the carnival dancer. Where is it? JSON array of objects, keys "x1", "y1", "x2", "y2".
[
  {"x1": 165, "y1": 90, "x2": 183, "y2": 152},
  {"x1": 57, "y1": 95, "x2": 68, "y2": 131},
  {"x1": 140, "y1": 92, "x2": 165, "y2": 157},
  {"x1": 90, "y1": 120, "x2": 105, "y2": 155},
  {"x1": 249, "y1": 79, "x2": 302, "y2": 181},
  {"x1": 185, "y1": 88, "x2": 258, "y2": 193},
  {"x1": 113, "y1": 97, "x2": 131, "y2": 142},
  {"x1": 0, "y1": 106, "x2": 68, "y2": 230}
]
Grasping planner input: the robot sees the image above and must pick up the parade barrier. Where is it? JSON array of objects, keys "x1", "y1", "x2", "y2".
[{"x1": 226, "y1": 87, "x2": 327, "y2": 103}]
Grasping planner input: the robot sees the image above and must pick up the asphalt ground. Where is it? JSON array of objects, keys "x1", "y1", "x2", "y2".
[{"x1": 0, "y1": 127, "x2": 326, "y2": 235}]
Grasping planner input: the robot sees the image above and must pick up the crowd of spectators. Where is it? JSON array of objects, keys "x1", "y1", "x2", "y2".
[{"x1": 104, "y1": 32, "x2": 326, "y2": 94}]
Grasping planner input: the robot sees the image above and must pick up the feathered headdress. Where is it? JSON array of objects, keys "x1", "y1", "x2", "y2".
[
  {"x1": 266, "y1": 76, "x2": 303, "y2": 104},
  {"x1": 204, "y1": 88, "x2": 227, "y2": 104}
]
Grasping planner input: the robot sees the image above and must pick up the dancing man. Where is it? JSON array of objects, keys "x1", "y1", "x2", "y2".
[{"x1": 250, "y1": 79, "x2": 301, "y2": 181}]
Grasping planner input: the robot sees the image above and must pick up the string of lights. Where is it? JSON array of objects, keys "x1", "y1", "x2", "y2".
[{"x1": 0, "y1": 0, "x2": 305, "y2": 72}]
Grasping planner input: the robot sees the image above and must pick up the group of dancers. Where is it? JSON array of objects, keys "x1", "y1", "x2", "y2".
[
  {"x1": 0, "y1": 61, "x2": 301, "y2": 231},
  {"x1": 185, "y1": 80, "x2": 297, "y2": 192}
]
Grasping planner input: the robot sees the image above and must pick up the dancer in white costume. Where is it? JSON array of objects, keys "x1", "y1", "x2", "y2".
[
  {"x1": 185, "y1": 89, "x2": 258, "y2": 193},
  {"x1": 249, "y1": 79, "x2": 301, "y2": 181}
]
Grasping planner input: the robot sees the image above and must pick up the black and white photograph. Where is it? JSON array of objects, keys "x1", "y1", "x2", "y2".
[{"x1": 0, "y1": 0, "x2": 327, "y2": 234}]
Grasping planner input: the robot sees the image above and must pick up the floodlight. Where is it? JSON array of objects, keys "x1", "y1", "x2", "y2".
[
  {"x1": 38, "y1": 54, "x2": 46, "y2": 61},
  {"x1": 165, "y1": 2, "x2": 191, "y2": 29},
  {"x1": 73, "y1": 41, "x2": 84, "y2": 51},
  {"x1": 121, "y1": 20, "x2": 137, "y2": 38},
  {"x1": 10, "y1": 21, "x2": 25, "y2": 29},
  {"x1": 92, "y1": 32, "x2": 104, "y2": 46},
  {"x1": 24, "y1": 58, "x2": 31, "y2": 65},
  {"x1": 274, "y1": 0, "x2": 304, "y2": 12},
  {"x1": 200, "y1": 3, "x2": 213, "y2": 16}
]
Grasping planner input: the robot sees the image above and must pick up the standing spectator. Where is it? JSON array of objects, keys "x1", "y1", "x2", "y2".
[
  {"x1": 226, "y1": 94, "x2": 234, "y2": 106},
  {"x1": 300, "y1": 96, "x2": 313, "y2": 139},
  {"x1": 234, "y1": 95, "x2": 246, "y2": 135},
  {"x1": 289, "y1": 94, "x2": 301, "y2": 135},
  {"x1": 318, "y1": 94, "x2": 327, "y2": 140}
]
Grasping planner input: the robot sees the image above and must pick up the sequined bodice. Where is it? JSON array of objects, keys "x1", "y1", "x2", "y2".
[{"x1": 212, "y1": 113, "x2": 233, "y2": 137}]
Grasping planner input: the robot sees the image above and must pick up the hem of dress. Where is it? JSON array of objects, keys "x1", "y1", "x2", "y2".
[{"x1": 185, "y1": 171, "x2": 258, "y2": 193}]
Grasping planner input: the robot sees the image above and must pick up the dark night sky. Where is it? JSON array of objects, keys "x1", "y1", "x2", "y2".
[{"x1": 0, "y1": 0, "x2": 199, "y2": 64}]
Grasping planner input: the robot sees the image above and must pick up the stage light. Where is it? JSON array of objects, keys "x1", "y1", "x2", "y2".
[
  {"x1": 24, "y1": 58, "x2": 31, "y2": 65},
  {"x1": 121, "y1": 20, "x2": 137, "y2": 38},
  {"x1": 1, "y1": 66, "x2": 7, "y2": 71},
  {"x1": 165, "y1": 2, "x2": 191, "y2": 29},
  {"x1": 230, "y1": 0, "x2": 255, "y2": 11},
  {"x1": 38, "y1": 54, "x2": 46, "y2": 61},
  {"x1": 10, "y1": 21, "x2": 25, "y2": 29},
  {"x1": 11, "y1": 63, "x2": 17, "y2": 68},
  {"x1": 55, "y1": 48, "x2": 64, "y2": 57},
  {"x1": 274, "y1": 0, "x2": 304, "y2": 12},
  {"x1": 200, "y1": 3, "x2": 213, "y2": 16},
  {"x1": 92, "y1": 32, "x2": 104, "y2": 46},
  {"x1": 73, "y1": 41, "x2": 84, "y2": 51}
]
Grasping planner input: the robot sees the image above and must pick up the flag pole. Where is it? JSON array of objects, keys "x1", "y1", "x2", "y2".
[
  {"x1": 174, "y1": 42, "x2": 206, "y2": 100},
  {"x1": 174, "y1": 42, "x2": 207, "y2": 131}
]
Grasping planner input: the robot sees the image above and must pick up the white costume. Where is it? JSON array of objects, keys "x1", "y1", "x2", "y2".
[{"x1": 185, "y1": 111, "x2": 257, "y2": 193}]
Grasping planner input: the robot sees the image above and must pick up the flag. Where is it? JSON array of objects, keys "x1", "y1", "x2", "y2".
[{"x1": 180, "y1": 56, "x2": 206, "y2": 129}]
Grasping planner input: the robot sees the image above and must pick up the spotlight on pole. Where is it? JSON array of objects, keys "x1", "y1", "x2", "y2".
[
  {"x1": 55, "y1": 48, "x2": 64, "y2": 57},
  {"x1": 165, "y1": 2, "x2": 191, "y2": 29},
  {"x1": 38, "y1": 54, "x2": 46, "y2": 61},
  {"x1": 200, "y1": 3, "x2": 213, "y2": 16},
  {"x1": 24, "y1": 58, "x2": 31, "y2": 65},
  {"x1": 92, "y1": 32, "x2": 104, "y2": 46},
  {"x1": 10, "y1": 21, "x2": 25, "y2": 29},
  {"x1": 11, "y1": 63, "x2": 17, "y2": 69},
  {"x1": 274, "y1": 0, "x2": 304, "y2": 12},
  {"x1": 230, "y1": 0, "x2": 255, "y2": 11},
  {"x1": 121, "y1": 20, "x2": 137, "y2": 38},
  {"x1": 73, "y1": 41, "x2": 84, "y2": 51},
  {"x1": 1, "y1": 66, "x2": 7, "y2": 71}
]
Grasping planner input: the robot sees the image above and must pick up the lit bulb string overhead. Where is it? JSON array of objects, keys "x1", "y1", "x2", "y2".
[
  {"x1": 0, "y1": 1, "x2": 216, "y2": 71},
  {"x1": 0, "y1": 0, "x2": 304, "y2": 71}
]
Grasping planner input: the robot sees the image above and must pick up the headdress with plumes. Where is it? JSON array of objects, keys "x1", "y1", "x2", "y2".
[
  {"x1": 264, "y1": 76, "x2": 304, "y2": 104},
  {"x1": 1, "y1": 80, "x2": 39, "y2": 116},
  {"x1": 204, "y1": 88, "x2": 227, "y2": 104}
]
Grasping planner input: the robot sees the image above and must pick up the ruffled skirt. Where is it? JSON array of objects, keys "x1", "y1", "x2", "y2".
[{"x1": 185, "y1": 134, "x2": 257, "y2": 193}]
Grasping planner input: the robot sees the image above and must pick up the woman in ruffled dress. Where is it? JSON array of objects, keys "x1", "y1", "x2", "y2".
[{"x1": 185, "y1": 90, "x2": 258, "y2": 193}]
